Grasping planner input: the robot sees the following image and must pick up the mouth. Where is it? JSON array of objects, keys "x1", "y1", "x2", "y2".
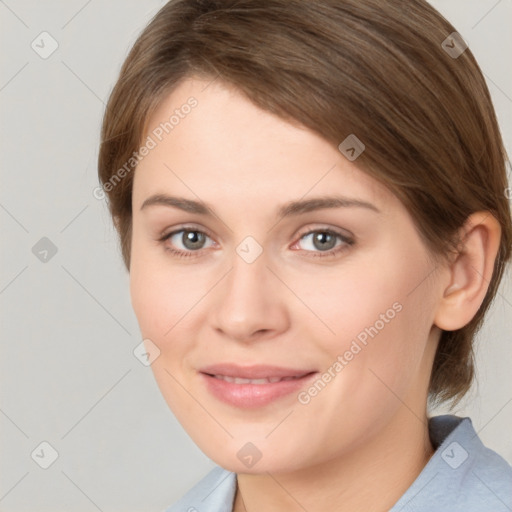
[
  {"x1": 198, "y1": 364, "x2": 318, "y2": 408},
  {"x1": 198, "y1": 362, "x2": 316, "y2": 379},
  {"x1": 204, "y1": 373, "x2": 312, "y2": 384}
]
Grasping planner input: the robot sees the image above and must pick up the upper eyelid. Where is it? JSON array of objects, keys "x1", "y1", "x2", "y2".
[{"x1": 160, "y1": 224, "x2": 215, "y2": 242}]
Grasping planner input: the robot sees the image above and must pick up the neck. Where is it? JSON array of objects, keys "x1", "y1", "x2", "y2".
[{"x1": 233, "y1": 408, "x2": 434, "y2": 512}]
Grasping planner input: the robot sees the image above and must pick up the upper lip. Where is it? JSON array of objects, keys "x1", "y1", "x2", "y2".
[{"x1": 199, "y1": 363, "x2": 316, "y2": 379}]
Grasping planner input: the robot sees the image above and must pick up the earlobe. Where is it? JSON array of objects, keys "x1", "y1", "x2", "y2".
[{"x1": 434, "y1": 212, "x2": 501, "y2": 331}]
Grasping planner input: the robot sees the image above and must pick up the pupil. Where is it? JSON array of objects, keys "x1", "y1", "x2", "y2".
[
  {"x1": 184, "y1": 231, "x2": 204, "y2": 249},
  {"x1": 314, "y1": 232, "x2": 335, "y2": 250}
]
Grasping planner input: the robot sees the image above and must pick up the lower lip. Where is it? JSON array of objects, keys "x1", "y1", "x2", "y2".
[{"x1": 200, "y1": 372, "x2": 318, "y2": 408}]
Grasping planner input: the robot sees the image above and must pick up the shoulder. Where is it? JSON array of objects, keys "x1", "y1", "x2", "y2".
[
  {"x1": 163, "y1": 465, "x2": 237, "y2": 512},
  {"x1": 458, "y1": 420, "x2": 512, "y2": 508},
  {"x1": 392, "y1": 415, "x2": 512, "y2": 512}
]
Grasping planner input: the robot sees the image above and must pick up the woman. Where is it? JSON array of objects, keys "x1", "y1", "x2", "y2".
[{"x1": 97, "y1": 0, "x2": 512, "y2": 510}]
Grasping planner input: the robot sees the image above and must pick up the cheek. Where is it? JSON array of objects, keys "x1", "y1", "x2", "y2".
[
  {"x1": 298, "y1": 251, "x2": 434, "y2": 388},
  {"x1": 131, "y1": 268, "x2": 188, "y2": 341},
  {"x1": 288, "y1": 264, "x2": 434, "y2": 448},
  {"x1": 129, "y1": 260, "x2": 199, "y2": 411},
  {"x1": 129, "y1": 245, "x2": 216, "y2": 370},
  {"x1": 290, "y1": 259, "x2": 408, "y2": 343},
  {"x1": 130, "y1": 238, "x2": 180, "y2": 341}
]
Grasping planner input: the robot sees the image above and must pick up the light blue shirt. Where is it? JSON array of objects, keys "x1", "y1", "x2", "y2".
[{"x1": 164, "y1": 415, "x2": 512, "y2": 511}]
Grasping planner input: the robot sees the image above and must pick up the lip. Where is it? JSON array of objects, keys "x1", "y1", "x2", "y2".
[
  {"x1": 199, "y1": 363, "x2": 316, "y2": 379},
  {"x1": 198, "y1": 363, "x2": 318, "y2": 408}
]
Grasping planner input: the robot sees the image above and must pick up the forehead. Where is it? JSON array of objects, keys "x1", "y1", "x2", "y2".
[{"x1": 133, "y1": 77, "x2": 395, "y2": 214}]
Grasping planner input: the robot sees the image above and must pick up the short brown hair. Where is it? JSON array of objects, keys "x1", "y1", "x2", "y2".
[{"x1": 98, "y1": 0, "x2": 512, "y2": 407}]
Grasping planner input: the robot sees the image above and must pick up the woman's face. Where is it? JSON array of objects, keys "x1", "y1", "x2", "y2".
[{"x1": 130, "y1": 77, "x2": 443, "y2": 473}]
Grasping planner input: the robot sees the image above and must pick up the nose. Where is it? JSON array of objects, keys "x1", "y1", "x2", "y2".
[{"x1": 210, "y1": 248, "x2": 290, "y2": 343}]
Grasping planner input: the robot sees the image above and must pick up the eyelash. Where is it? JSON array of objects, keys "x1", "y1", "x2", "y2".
[{"x1": 157, "y1": 225, "x2": 354, "y2": 260}]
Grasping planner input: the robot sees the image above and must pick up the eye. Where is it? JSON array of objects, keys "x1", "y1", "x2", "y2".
[
  {"x1": 158, "y1": 227, "x2": 215, "y2": 259},
  {"x1": 293, "y1": 228, "x2": 354, "y2": 258},
  {"x1": 158, "y1": 226, "x2": 354, "y2": 260}
]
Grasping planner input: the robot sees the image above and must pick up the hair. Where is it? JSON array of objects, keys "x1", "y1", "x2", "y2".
[{"x1": 98, "y1": 0, "x2": 512, "y2": 407}]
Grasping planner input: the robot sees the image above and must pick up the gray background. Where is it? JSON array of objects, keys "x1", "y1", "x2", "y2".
[{"x1": 0, "y1": 1, "x2": 510, "y2": 511}]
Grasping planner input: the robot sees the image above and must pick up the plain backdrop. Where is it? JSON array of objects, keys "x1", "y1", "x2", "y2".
[{"x1": 0, "y1": 1, "x2": 511, "y2": 511}]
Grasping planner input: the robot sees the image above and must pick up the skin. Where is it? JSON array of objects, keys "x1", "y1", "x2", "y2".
[{"x1": 129, "y1": 77, "x2": 501, "y2": 512}]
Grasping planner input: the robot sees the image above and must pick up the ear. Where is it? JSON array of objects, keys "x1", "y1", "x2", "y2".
[{"x1": 434, "y1": 211, "x2": 501, "y2": 331}]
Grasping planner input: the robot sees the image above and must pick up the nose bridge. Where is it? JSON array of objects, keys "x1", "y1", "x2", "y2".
[
  {"x1": 228, "y1": 244, "x2": 268, "y2": 299},
  {"x1": 212, "y1": 240, "x2": 288, "y2": 340}
]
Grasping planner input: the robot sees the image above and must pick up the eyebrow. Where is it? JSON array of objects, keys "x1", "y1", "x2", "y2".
[{"x1": 140, "y1": 193, "x2": 380, "y2": 217}]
